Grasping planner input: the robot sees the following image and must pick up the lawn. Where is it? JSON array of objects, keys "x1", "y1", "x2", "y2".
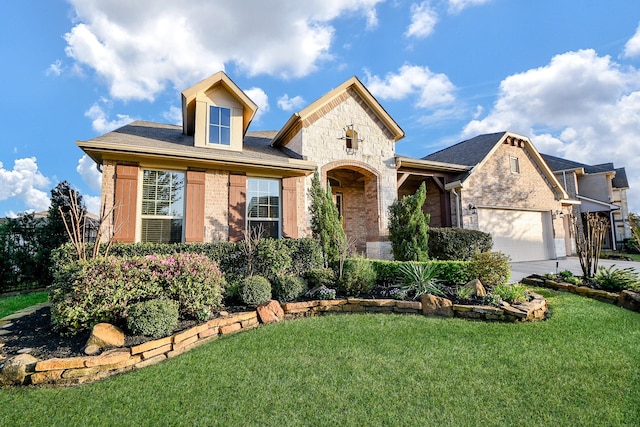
[
  {"x1": 1, "y1": 289, "x2": 639, "y2": 426},
  {"x1": 0, "y1": 292, "x2": 48, "y2": 319}
]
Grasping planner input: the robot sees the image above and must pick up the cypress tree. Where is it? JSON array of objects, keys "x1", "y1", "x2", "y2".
[
  {"x1": 388, "y1": 182, "x2": 430, "y2": 261},
  {"x1": 309, "y1": 171, "x2": 346, "y2": 267}
]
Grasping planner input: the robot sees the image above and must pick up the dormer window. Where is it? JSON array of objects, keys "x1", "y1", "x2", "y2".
[{"x1": 209, "y1": 106, "x2": 231, "y2": 145}]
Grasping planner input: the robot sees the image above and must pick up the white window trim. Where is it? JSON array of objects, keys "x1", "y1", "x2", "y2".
[
  {"x1": 246, "y1": 177, "x2": 281, "y2": 239},
  {"x1": 137, "y1": 168, "x2": 186, "y2": 243},
  {"x1": 208, "y1": 105, "x2": 231, "y2": 146}
]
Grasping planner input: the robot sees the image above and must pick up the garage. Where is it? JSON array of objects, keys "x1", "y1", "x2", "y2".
[{"x1": 477, "y1": 208, "x2": 553, "y2": 262}]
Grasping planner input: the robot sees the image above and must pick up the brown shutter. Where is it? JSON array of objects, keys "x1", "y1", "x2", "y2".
[
  {"x1": 228, "y1": 174, "x2": 246, "y2": 242},
  {"x1": 113, "y1": 164, "x2": 139, "y2": 242},
  {"x1": 185, "y1": 170, "x2": 205, "y2": 242},
  {"x1": 282, "y1": 177, "x2": 298, "y2": 238}
]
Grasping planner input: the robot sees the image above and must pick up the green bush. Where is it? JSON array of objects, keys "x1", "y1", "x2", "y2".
[
  {"x1": 239, "y1": 276, "x2": 272, "y2": 306},
  {"x1": 388, "y1": 182, "x2": 430, "y2": 261},
  {"x1": 370, "y1": 259, "x2": 474, "y2": 286},
  {"x1": 49, "y1": 253, "x2": 225, "y2": 334},
  {"x1": 126, "y1": 299, "x2": 179, "y2": 338},
  {"x1": 428, "y1": 228, "x2": 493, "y2": 261},
  {"x1": 273, "y1": 275, "x2": 307, "y2": 302},
  {"x1": 339, "y1": 258, "x2": 376, "y2": 296},
  {"x1": 470, "y1": 251, "x2": 511, "y2": 287},
  {"x1": 304, "y1": 268, "x2": 336, "y2": 289},
  {"x1": 594, "y1": 265, "x2": 640, "y2": 291},
  {"x1": 492, "y1": 284, "x2": 528, "y2": 304}
]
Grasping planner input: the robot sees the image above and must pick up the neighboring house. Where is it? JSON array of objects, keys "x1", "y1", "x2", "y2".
[
  {"x1": 410, "y1": 132, "x2": 575, "y2": 262},
  {"x1": 541, "y1": 154, "x2": 631, "y2": 251},
  {"x1": 77, "y1": 71, "x2": 628, "y2": 263}
]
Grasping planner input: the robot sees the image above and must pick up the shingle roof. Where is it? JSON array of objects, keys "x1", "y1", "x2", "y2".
[
  {"x1": 422, "y1": 132, "x2": 506, "y2": 166},
  {"x1": 541, "y1": 153, "x2": 619, "y2": 175},
  {"x1": 613, "y1": 167, "x2": 629, "y2": 189},
  {"x1": 89, "y1": 121, "x2": 299, "y2": 163}
]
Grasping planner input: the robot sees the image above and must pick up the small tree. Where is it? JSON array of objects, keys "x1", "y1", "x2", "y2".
[
  {"x1": 309, "y1": 171, "x2": 347, "y2": 268},
  {"x1": 628, "y1": 213, "x2": 640, "y2": 253},
  {"x1": 388, "y1": 182, "x2": 430, "y2": 261},
  {"x1": 572, "y1": 212, "x2": 609, "y2": 278}
]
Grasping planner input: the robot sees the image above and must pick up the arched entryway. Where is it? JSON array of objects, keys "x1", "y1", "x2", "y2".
[{"x1": 321, "y1": 161, "x2": 381, "y2": 255}]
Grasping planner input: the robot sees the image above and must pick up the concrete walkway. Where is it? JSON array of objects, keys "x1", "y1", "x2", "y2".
[{"x1": 510, "y1": 257, "x2": 640, "y2": 283}]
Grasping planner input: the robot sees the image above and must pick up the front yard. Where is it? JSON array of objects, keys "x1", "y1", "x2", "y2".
[{"x1": 1, "y1": 288, "x2": 638, "y2": 426}]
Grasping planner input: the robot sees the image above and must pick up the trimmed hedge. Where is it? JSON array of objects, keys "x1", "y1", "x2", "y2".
[
  {"x1": 126, "y1": 298, "x2": 179, "y2": 338},
  {"x1": 370, "y1": 259, "x2": 475, "y2": 286},
  {"x1": 428, "y1": 228, "x2": 492, "y2": 261},
  {"x1": 52, "y1": 239, "x2": 324, "y2": 289}
]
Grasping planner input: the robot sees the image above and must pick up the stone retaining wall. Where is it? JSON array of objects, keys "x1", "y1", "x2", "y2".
[
  {"x1": 521, "y1": 275, "x2": 640, "y2": 313},
  {"x1": 1, "y1": 295, "x2": 548, "y2": 387}
]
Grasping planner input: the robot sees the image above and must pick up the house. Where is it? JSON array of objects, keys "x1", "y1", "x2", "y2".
[
  {"x1": 541, "y1": 154, "x2": 631, "y2": 251},
  {"x1": 77, "y1": 71, "x2": 626, "y2": 263}
]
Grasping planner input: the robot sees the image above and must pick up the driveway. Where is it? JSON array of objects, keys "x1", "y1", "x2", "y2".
[{"x1": 510, "y1": 257, "x2": 640, "y2": 283}]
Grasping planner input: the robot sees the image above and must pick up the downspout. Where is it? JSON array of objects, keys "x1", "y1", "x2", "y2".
[{"x1": 610, "y1": 210, "x2": 617, "y2": 251}]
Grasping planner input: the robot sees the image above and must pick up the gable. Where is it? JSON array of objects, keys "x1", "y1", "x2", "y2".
[{"x1": 465, "y1": 136, "x2": 566, "y2": 208}]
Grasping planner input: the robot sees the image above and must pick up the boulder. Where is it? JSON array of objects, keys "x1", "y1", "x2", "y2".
[
  {"x1": 85, "y1": 323, "x2": 125, "y2": 354},
  {"x1": 618, "y1": 290, "x2": 640, "y2": 313},
  {"x1": 421, "y1": 294, "x2": 454, "y2": 317},
  {"x1": 1, "y1": 354, "x2": 38, "y2": 385},
  {"x1": 256, "y1": 300, "x2": 285, "y2": 324},
  {"x1": 464, "y1": 279, "x2": 487, "y2": 297}
]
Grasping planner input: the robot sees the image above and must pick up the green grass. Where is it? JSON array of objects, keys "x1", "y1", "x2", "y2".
[
  {"x1": 0, "y1": 292, "x2": 48, "y2": 319},
  {"x1": 1, "y1": 289, "x2": 639, "y2": 426}
]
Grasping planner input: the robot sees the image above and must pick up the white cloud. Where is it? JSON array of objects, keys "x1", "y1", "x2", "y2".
[
  {"x1": 406, "y1": 2, "x2": 438, "y2": 39},
  {"x1": 243, "y1": 87, "x2": 269, "y2": 122},
  {"x1": 460, "y1": 49, "x2": 640, "y2": 211},
  {"x1": 46, "y1": 59, "x2": 63, "y2": 77},
  {"x1": 365, "y1": 64, "x2": 456, "y2": 108},
  {"x1": 277, "y1": 94, "x2": 306, "y2": 111},
  {"x1": 84, "y1": 102, "x2": 135, "y2": 133},
  {"x1": 0, "y1": 158, "x2": 51, "y2": 213},
  {"x1": 623, "y1": 22, "x2": 640, "y2": 58},
  {"x1": 64, "y1": 0, "x2": 383, "y2": 101},
  {"x1": 84, "y1": 195, "x2": 102, "y2": 216},
  {"x1": 76, "y1": 155, "x2": 102, "y2": 193},
  {"x1": 448, "y1": 0, "x2": 492, "y2": 14},
  {"x1": 162, "y1": 105, "x2": 183, "y2": 126}
]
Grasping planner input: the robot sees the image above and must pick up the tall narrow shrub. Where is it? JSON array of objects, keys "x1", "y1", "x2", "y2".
[
  {"x1": 388, "y1": 182, "x2": 430, "y2": 261},
  {"x1": 309, "y1": 171, "x2": 346, "y2": 267}
]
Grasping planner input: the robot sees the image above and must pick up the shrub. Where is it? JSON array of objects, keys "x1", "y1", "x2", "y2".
[
  {"x1": 239, "y1": 276, "x2": 272, "y2": 306},
  {"x1": 253, "y1": 238, "x2": 292, "y2": 282},
  {"x1": 370, "y1": 259, "x2": 474, "y2": 286},
  {"x1": 388, "y1": 288, "x2": 408, "y2": 300},
  {"x1": 594, "y1": 265, "x2": 640, "y2": 291},
  {"x1": 492, "y1": 284, "x2": 528, "y2": 304},
  {"x1": 470, "y1": 251, "x2": 511, "y2": 287},
  {"x1": 126, "y1": 299, "x2": 179, "y2": 338},
  {"x1": 388, "y1": 182, "x2": 430, "y2": 261},
  {"x1": 398, "y1": 262, "x2": 444, "y2": 299},
  {"x1": 339, "y1": 258, "x2": 376, "y2": 296},
  {"x1": 304, "y1": 268, "x2": 336, "y2": 289},
  {"x1": 559, "y1": 270, "x2": 574, "y2": 280},
  {"x1": 428, "y1": 228, "x2": 492, "y2": 261},
  {"x1": 49, "y1": 253, "x2": 225, "y2": 333},
  {"x1": 483, "y1": 293, "x2": 503, "y2": 307},
  {"x1": 456, "y1": 285, "x2": 475, "y2": 301},
  {"x1": 273, "y1": 275, "x2": 307, "y2": 302}
]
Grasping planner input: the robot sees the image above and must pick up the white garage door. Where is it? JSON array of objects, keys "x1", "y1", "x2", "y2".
[{"x1": 477, "y1": 209, "x2": 552, "y2": 262}]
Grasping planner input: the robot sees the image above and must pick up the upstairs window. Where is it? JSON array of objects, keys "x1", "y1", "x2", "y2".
[
  {"x1": 247, "y1": 178, "x2": 280, "y2": 239},
  {"x1": 209, "y1": 106, "x2": 231, "y2": 145},
  {"x1": 141, "y1": 170, "x2": 185, "y2": 243},
  {"x1": 510, "y1": 156, "x2": 520, "y2": 174}
]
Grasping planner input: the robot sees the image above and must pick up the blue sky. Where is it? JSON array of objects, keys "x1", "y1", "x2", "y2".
[{"x1": 2, "y1": 0, "x2": 640, "y2": 216}]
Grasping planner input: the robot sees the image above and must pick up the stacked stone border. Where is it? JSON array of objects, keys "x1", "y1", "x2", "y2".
[
  {"x1": 522, "y1": 275, "x2": 640, "y2": 313},
  {"x1": 1, "y1": 294, "x2": 548, "y2": 387}
]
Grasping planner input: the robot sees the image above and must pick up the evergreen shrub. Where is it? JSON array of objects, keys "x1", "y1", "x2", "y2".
[
  {"x1": 273, "y1": 275, "x2": 307, "y2": 302},
  {"x1": 239, "y1": 276, "x2": 272, "y2": 306},
  {"x1": 304, "y1": 268, "x2": 336, "y2": 289},
  {"x1": 428, "y1": 228, "x2": 492, "y2": 261},
  {"x1": 388, "y1": 182, "x2": 430, "y2": 261},
  {"x1": 126, "y1": 299, "x2": 179, "y2": 338},
  {"x1": 470, "y1": 251, "x2": 511, "y2": 287},
  {"x1": 339, "y1": 258, "x2": 376, "y2": 296}
]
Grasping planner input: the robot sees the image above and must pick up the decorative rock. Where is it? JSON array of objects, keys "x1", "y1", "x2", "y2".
[
  {"x1": 0, "y1": 330, "x2": 10, "y2": 336},
  {"x1": 1, "y1": 354, "x2": 38, "y2": 385},
  {"x1": 17, "y1": 348, "x2": 33, "y2": 354},
  {"x1": 618, "y1": 290, "x2": 640, "y2": 313},
  {"x1": 257, "y1": 300, "x2": 285, "y2": 324},
  {"x1": 85, "y1": 323, "x2": 125, "y2": 352},
  {"x1": 464, "y1": 279, "x2": 486, "y2": 297},
  {"x1": 0, "y1": 322, "x2": 14, "y2": 329},
  {"x1": 421, "y1": 294, "x2": 454, "y2": 317},
  {"x1": 84, "y1": 344, "x2": 101, "y2": 356}
]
